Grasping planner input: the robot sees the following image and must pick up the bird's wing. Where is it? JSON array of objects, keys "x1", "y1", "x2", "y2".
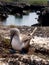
[{"x1": 20, "y1": 34, "x2": 31, "y2": 42}]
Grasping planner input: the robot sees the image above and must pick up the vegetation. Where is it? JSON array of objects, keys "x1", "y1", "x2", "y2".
[
  {"x1": 1, "y1": 0, "x2": 47, "y2": 5},
  {"x1": 19, "y1": 0, "x2": 47, "y2": 5}
]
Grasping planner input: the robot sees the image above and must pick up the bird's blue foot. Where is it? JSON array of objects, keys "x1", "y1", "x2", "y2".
[
  {"x1": 20, "y1": 48, "x2": 28, "y2": 54},
  {"x1": 9, "y1": 48, "x2": 16, "y2": 54}
]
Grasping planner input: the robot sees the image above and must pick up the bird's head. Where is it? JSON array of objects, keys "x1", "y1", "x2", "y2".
[{"x1": 10, "y1": 28, "x2": 20, "y2": 37}]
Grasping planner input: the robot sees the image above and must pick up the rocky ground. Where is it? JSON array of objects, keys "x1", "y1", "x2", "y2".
[{"x1": 0, "y1": 25, "x2": 49, "y2": 65}]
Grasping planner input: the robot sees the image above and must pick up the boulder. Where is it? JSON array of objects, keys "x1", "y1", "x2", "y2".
[{"x1": 38, "y1": 7, "x2": 49, "y2": 26}]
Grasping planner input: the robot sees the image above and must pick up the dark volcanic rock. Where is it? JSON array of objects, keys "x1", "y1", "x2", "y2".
[
  {"x1": 30, "y1": 5, "x2": 45, "y2": 11},
  {"x1": 0, "y1": 1, "x2": 45, "y2": 17},
  {"x1": 32, "y1": 7, "x2": 49, "y2": 26},
  {"x1": 38, "y1": 7, "x2": 49, "y2": 26}
]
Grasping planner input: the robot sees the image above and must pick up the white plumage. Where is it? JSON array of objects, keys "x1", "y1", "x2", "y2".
[{"x1": 10, "y1": 28, "x2": 30, "y2": 51}]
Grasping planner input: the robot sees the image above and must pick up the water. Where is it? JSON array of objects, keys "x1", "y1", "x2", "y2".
[{"x1": 3, "y1": 12, "x2": 38, "y2": 26}]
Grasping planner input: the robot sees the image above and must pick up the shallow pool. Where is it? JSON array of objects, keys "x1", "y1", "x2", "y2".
[{"x1": 3, "y1": 12, "x2": 38, "y2": 26}]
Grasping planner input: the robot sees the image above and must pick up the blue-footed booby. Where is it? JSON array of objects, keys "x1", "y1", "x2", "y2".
[
  {"x1": 2, "y1": 27, "x2": 37, "y2": 53},
  {"x1": 10, "y1": 28, "x2": 30, "y2": 53}
]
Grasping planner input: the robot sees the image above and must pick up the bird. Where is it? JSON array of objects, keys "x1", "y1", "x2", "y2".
[
  {"x1": 10, "y1": 28, "x2": 30, "y2": 53},
  {"x1": 2, "y1": 27, "x2": 37, "y2": 54}
]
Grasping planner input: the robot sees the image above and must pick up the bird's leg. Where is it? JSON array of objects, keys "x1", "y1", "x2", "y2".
[{"x1": 9, "y1": 47, "x2": 16, "y2": 54}]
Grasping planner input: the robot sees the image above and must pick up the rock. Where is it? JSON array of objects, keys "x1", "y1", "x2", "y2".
[
  {"x1": 30, "y1": 36, "x2": 49, "y2": 55},
  {"x1": 0, "y1": 52, "x2": 49, "y2": 65},
  {"x1": 36, "y1": 11, "x2": 40, "y2": 15},
  {"x1": 30, "y1": 5, "x2": 45, "y2": 11},
  {"x1": 9, "y1": 61, "x2": 20, "y2": 65},
  {"x1": 15, "y1": 13, "x2": 22, "y2": 18},
  {"x1": 38, "y1": 7, "x2": 49, "y2": 26},
  {"x1": 23, "y1": 10, "x2": 29, "y2": 15},
  {"x1": 0, "y1": 1, "x2": 45, "y2": 17}
]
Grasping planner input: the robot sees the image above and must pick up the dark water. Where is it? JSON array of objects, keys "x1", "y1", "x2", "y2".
[{"x1": 2, "y1": 12, "x2": 38, "y2": 26}]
